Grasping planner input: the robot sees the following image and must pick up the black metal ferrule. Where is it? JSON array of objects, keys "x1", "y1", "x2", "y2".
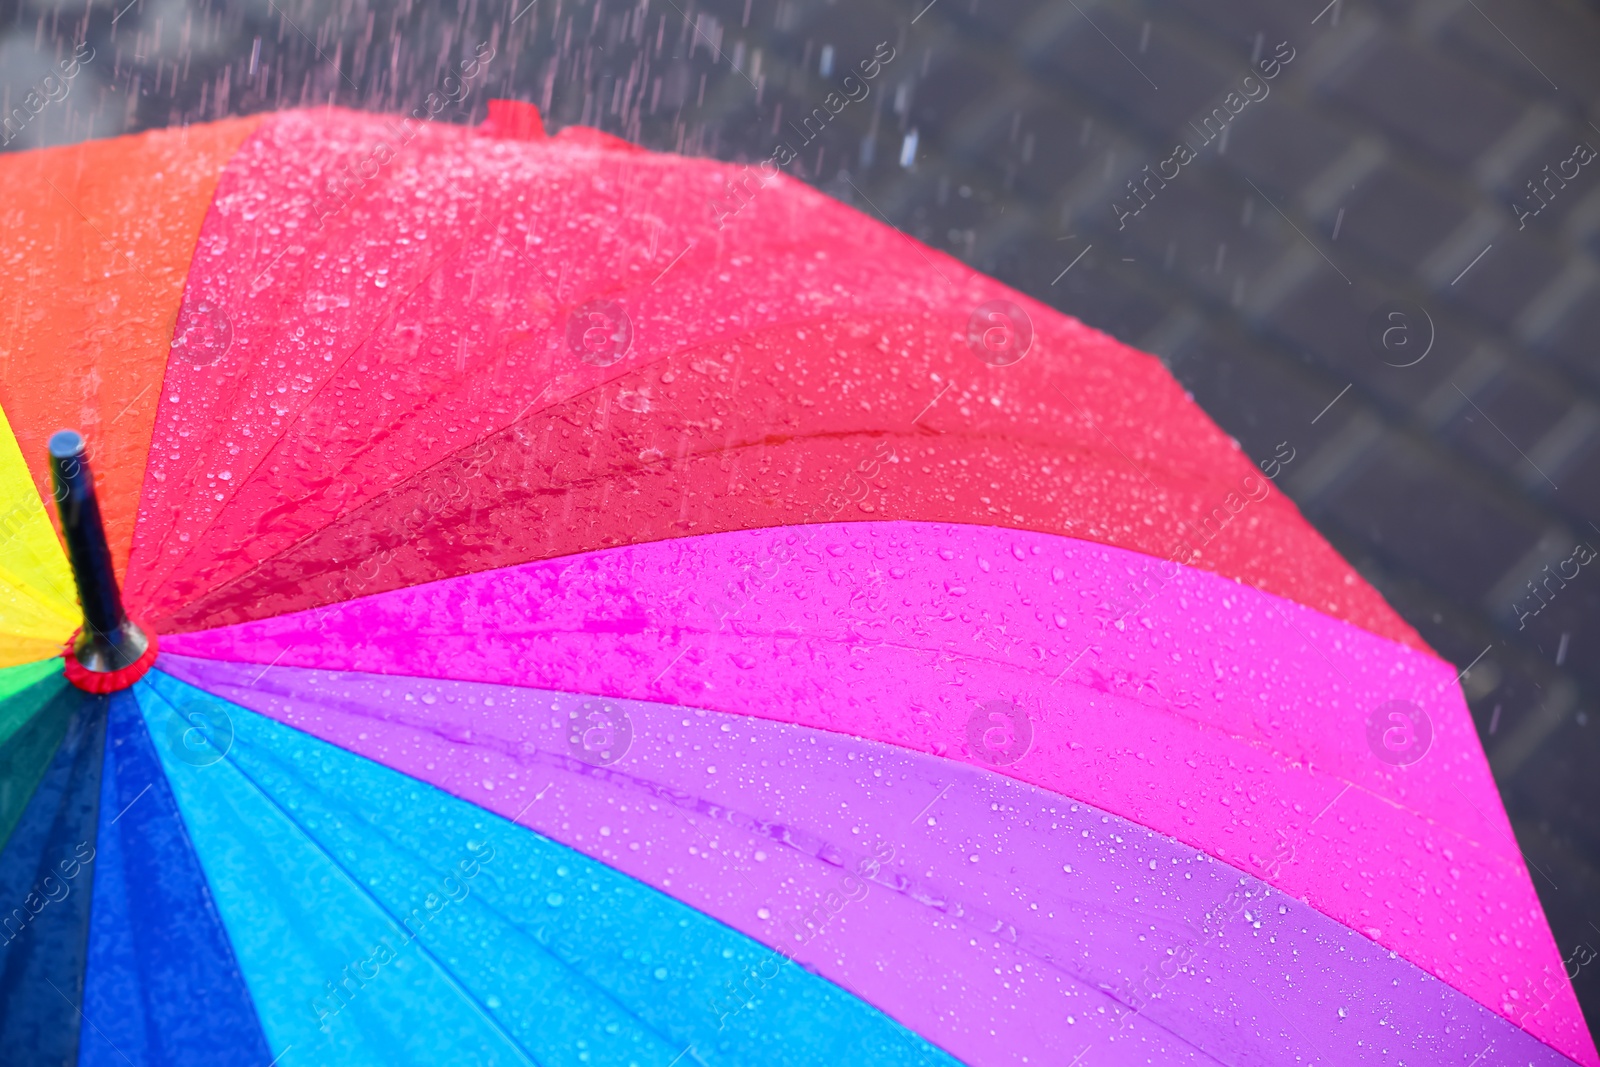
[{"x1": 48, "y1": 430, "x2": 148, "y2": 672}]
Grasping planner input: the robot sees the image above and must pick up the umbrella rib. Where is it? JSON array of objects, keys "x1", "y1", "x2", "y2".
[
  {"x1": 223, "y1": 677, "x2": 823, "y2": 926},
  {"x1": 496, "y1": 737, "x2": 1230, "y2": 1047},
  {"x1": 210, "y1": 677, "x2": 1085, "y2": 999},
  {"x1": 159, "y1": 336, "x2": 1267, "y2": 634},
  {"x1": 0, "y1": 565, "x2": 81, "y2": 629},
  {"x1": 44, "y1": 978, "x2": 136, "y2": 1067},
  {"x1": 274, "y1": 772, "x2": 692, "y2": 1056},
  {"x1": 159, "y1": 168, "x2": 522, "y2": 582},
  {"x1": 222, "y1": 758, "x2": 550, "y2": 1066},
  {"x1": 148, "y1": 204, "x2": 500, "y2": 593},
  {"x1": 205, "y1": 697, "x2": 691, "y2": 1059},
  {"x1": 622, "y1": 622, "x2": 1512, "y2": 869},
  {"x1": 154, "y1": 332, "x2": 891, "y2": 622},
  {"x1": 140, "y1": 683, "x2": 547, "y2": 1065}
]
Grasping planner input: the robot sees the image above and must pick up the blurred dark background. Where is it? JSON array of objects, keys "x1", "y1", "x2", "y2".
[{"x1": 4, "y1": 0, "x2": 1597, "y2": 1035}]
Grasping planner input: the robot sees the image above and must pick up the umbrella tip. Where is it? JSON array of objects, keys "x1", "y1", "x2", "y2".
[
  {"x1": 48, "y1": 428, "x2": 84, "y2": 459},
  {"x1": 482, "y1": 99, "x2": 546, "y2": 142},
  {"x1": 47, "y1": 429, "x2": 157, "y2": 692}
]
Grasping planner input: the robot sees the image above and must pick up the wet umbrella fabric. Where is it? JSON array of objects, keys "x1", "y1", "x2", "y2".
[{"x1": 0, "y1": 102, "x2": 1591, "y2": 1067}]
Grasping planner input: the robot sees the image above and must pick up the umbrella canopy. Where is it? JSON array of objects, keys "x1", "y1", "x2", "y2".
[{"x1": 0, "y1": 100, "x2": 1592, "y2": 1067}]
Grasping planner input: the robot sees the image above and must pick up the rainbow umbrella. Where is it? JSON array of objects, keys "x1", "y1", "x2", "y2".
[{"x1": 0, "y1": 98, "x2": 1592, "y2": 1067}]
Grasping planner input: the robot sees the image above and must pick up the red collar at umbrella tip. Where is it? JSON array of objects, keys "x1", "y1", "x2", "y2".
[{"x1": 48, "y1": 429, "x2": 157, "y2": 693}]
